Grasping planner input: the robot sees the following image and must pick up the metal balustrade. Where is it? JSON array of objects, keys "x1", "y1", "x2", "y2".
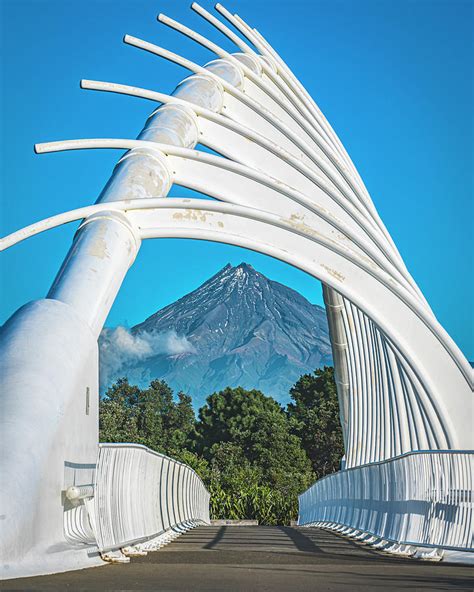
[
  {"x1": 298, "y1": 451, "x2": 474, "y2": 553},
  {"x1": 90, "y1": 443, "x2": 210, "y2": 553}
]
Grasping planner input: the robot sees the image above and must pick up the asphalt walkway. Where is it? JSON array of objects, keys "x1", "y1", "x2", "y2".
[{"x1": 1, "y1": 526, "x2": 473, "y2": 591}]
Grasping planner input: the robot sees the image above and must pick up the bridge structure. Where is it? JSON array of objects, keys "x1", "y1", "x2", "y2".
[{"x1": 0, "y1": 3, "x2": 472, "y2": 580}]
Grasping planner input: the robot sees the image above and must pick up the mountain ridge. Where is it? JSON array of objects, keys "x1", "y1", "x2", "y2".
[{"x1": 100, "y1": 263, "x2": 332, "y2": 405}]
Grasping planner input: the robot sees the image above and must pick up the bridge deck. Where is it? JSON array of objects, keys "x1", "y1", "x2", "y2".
[{"x1": 2, "y1": 526, "x2": 472, "y2": 591}]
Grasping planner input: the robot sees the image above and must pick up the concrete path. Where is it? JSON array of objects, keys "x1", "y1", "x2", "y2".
[{"x1": 1, "y1": 526, "x2": 473, "y2": 591}]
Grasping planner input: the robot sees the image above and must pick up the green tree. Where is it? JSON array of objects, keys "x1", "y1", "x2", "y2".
[
  {"x1": 209, "y1": 441, "x2": 261, "y2": 491},
  {"x1": 176, "y1": 449, "x2": 211, "y2": 483},
  {"x1": 287, "y1": 366, "x2": 344, "y2": 478},
  {"x1": 99, "y1": 378, "x2": 196, "y2": 456},
  {"x1": 99, "y1": 372, "x2": 345, "y2": 526},
  {"x1": 166, "y1": 391, "x2": 197, "y2": 456},
  {"x1": 197, "y1": 386, "x2": 314, "y2": 497},
  {"x1": 99, "y1": 378, "x2": 140, "y2": 443}
]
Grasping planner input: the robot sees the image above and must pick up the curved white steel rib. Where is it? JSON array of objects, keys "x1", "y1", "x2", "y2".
[
  {"x1": 123, "y1": 34, "x2": 393, "y2": 240},
  {"x1": 156, "y1": 12, "x2": 356, "y2": 191},
  {"x1": 32, "y1": 137, "x2": 471, "y2": 380},
  {"x1": 189, "y1": 3, "x2": 348, "y2": 164},
  {"x1": 1, "y1": 189, "x2": 470, "y2": 450},
  {"x1": 80, "y1": 79, "x2": 403, "y2": 269},
  {"x1": 214, "y1": 5, "x2": 366, "y2": 181},
  {"x1": 209, "y1": 5, "x2": 473, "y2": 465}
]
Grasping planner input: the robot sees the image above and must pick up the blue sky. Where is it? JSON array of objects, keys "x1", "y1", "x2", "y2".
[{"x1": 1, "y1": 0, "x2": 472, "y2": 359}]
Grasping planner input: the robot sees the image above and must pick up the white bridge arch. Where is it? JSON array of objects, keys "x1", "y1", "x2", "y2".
[{"x1": 0, "y1": 3, "x2": 472, "y2": 579}]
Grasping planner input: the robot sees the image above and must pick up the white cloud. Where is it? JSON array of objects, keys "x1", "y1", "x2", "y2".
[{"x1": 99, "y1": 326, "x2": 195, "y2": 389}]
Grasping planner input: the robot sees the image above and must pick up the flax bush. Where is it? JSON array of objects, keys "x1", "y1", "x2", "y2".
[{"x1": 209, "y1": 483, "x2": 299, "y2": 525}]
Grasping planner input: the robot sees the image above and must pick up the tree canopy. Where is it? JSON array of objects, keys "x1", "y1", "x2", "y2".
[
  {"x1": 99, "y1": 377, "x2": 196, "y2": 458},
  {"x1": 197, "y1": 386, "x2": 314, "y2": 496},
  {"x1": 99, "y1": 366, "x2": 344, "y2": 524},
  {"x1": 287, "y1": 366, "x2": 345, "y2": 478}
]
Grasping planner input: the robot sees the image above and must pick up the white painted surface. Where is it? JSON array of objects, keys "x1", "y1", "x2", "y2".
[
  {"x1": 298, "y1": 451, "x2": 474, "y2": 553},
  {"x1": 0, "y1": 299, "x2": 102, "y2": 578},
  {"x1": 91, "y1": 444, "x2": 210, "y2": 552}
]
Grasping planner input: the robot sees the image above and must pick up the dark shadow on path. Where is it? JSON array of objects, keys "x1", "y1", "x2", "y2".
[{"x1": 276, "y1": 526, "x2": 323, "y2": 553}]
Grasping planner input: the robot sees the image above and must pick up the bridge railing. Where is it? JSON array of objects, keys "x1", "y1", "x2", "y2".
[
  {"x1": 90, "y1": 443, "x2": 210, "y2": 553},
  {"x1": 298, "y1": 450, "x2": 473, "y2": 552}
]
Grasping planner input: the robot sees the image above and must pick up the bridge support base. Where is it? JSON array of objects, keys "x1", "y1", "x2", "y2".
[{"x1": 0, "y1": 299, "x2": 101, "y2": 579}]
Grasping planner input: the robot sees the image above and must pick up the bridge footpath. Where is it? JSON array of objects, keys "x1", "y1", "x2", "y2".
[{"x1": 1, "y1": 526, "x2": 472, "y2": 591}]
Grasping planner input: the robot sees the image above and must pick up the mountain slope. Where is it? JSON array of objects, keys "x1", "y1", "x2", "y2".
[{"x1": 100, "y1": 263, "x2": 332, "y2": 405}]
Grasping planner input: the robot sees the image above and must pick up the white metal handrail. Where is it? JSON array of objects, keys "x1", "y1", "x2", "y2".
[
  {"x1": 91, "y1": 443, "x2": 210, "y2": 552},
  {"x1": 298, "y1": 450, "x2": 474, "y2": 552}
]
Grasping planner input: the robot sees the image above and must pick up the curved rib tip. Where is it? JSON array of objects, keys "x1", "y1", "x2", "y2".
[
  {"x1": 157, "y1": 13, "x2": 167, "y2": 23},
  {"x1": 34, "y1": 143, "x2": 45, "y2": 154},
  {"x1": 80, "y1": 79, "x2": 99, "y2": 90},
  {"x1": 123, "y1": 34, "x2": 132, "y2": 43},
  {"x1": 190, "y1": 2, "x2": 200, "y2": 10}
]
